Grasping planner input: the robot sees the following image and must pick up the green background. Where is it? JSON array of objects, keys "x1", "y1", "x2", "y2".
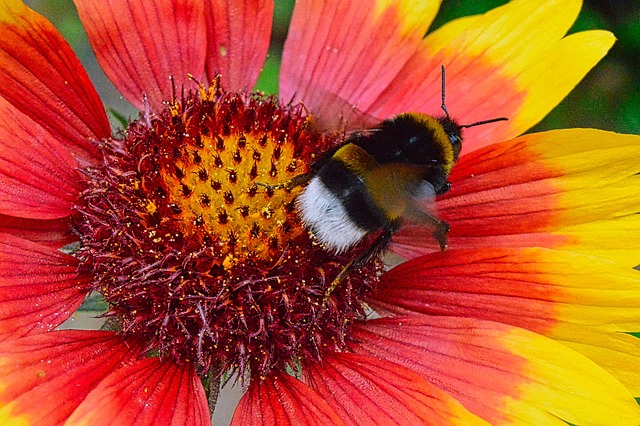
[{"x1": 24, "y1": 0, "x2": 640, "y2": 135}]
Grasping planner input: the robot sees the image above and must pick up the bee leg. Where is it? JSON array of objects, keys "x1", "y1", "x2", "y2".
[
  {"x1": 406, "y1": 206, "x2": 450, "y2": 250},
  {"x1": 436, "y1": 181, "x2": 451, "y2": 195},
  {"x1": 256, "y1": 172, "x2": 314, "y2": 191},
  {"x1": 433, "y1": 220, "x2": 450, "y2": 251},
  {"x1": 322, "y1": 226, "x2": 397, "y2": 306},
  {"x1": 417, "y1": 214, "x2": 450, "y2": 250}
]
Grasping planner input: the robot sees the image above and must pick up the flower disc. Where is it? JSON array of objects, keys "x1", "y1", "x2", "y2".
[{"x1": 75, "y1": 81, "x2": 381, "y2": 378}]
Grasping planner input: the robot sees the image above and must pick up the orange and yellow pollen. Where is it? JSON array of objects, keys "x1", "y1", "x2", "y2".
[{"x1": 159, "y1": 101, "x2": 308, "y2": 267}]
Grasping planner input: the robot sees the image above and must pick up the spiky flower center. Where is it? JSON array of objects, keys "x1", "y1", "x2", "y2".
[{"x1": 75, "y1": 81, "x2": 381, "y2": 379}]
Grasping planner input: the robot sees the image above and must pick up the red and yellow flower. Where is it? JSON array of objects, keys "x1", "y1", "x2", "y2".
[{"x1": 0, "y1": 0, "x2": 638, "y2": 424}]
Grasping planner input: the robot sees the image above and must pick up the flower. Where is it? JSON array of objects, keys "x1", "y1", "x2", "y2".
[{"x1": 0, "y1": 0, "x2": 638, "y2": 425}]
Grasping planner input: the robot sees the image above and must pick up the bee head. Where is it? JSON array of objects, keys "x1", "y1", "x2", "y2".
[
  {"x1": 439, "y1": 65, "x2": 507, "y2": 161},
  {"x1": 437, "y1": 115, "x2": 463, "y2": 161}
]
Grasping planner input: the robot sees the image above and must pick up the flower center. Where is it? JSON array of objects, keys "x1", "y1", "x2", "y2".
[
  {"x1": 75, "y1": 80, "x2": 382, "y2": 379},
  {"x1": 150, "y1": 89, "x2": 308, "y2": 268}
]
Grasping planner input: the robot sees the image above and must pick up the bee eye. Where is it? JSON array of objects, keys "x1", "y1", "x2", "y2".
[
  {"x1": 448, "y1": 133, "x2": 462, "y2": 159},
  {"x1": 408, "y1": 136, "x2": 420, "y2": 145}
]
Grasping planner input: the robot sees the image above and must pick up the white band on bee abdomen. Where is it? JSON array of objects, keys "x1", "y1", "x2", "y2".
[{"x1": 296, "y1": 177, "x2": 368, "y2": 254}]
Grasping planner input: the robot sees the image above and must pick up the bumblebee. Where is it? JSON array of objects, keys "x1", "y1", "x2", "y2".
[{"x1": 291, "y1": 67, "x2": 506, "y2": 299}]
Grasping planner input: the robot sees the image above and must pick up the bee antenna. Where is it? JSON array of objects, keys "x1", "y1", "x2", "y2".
[
  {"x1": 460, "y1": 116, "x2": 509, "y2": 128},
  {"x1": 440, "y1": 65, "x2": 508, "y2": 128},
  {"x1": 440, "y1": 65, "x2": 451, "y2": 119}
]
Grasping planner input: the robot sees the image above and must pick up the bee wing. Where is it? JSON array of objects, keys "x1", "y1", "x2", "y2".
[
  {"x1": 283, "y1": 79, "x2": 380, "y2": 133},
  {"x1": 402, "y1": 180, "x2": 440, "y2": 225},
  {"x1": 408, "y1": 179, "x2": 437, "y2": 201},
  {"x1": 402, "y1": 179, "x2": 450, "y2": 251},
  {"x1": 364, "y1": 165, "x2": 439, "y2": 224}
]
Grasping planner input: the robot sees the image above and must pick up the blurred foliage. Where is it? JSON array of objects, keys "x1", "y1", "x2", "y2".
[
  {"x1": 532, "y1": 0, "x2": 640, "y2": 133},
  {"x1": 25, "y1": 0, "x2": 639, "y2": 134}
]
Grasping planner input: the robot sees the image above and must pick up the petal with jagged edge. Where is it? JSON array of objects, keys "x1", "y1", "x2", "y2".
[
  {"x1": 74, "y1": 0, "x2": 207, "y2": 111},
  {"x1": 231, "y1": 372, "x2": 343, "y2": 426},
  {"x1": 302, "y1": 352, "x2": 488, "y2": 425},
  {"x1": 0, "y1": 0, "x2": 109, "y2": 162},
  {"x1": 368, "y1": 0, "x2": 614, "y2": 152},
  {"x1": 553, "y1": 325, "x2": 640, "y2": 396},
  {"x1": 393, "y1": 129, "x2": 640, "y2": 267},
  {"x1": 0, "y1": 234, "x2": 87, "y2": 341},
  {"x1": 353, "y1": 316, "x2": 640, "y2": 425},
  {"x1": 280, "y1": 0, "x2": 441, "y2": 131},
  {"x1": 0, "y1": 215, "x2": 74, "y2": 248},
  {"x1": 0, "y1": 97, "x2": 82, "y2": 220},
  {"x1": 0, "y1": 331, "x2": 141, "y2": 425},
  {"x1": 204, "y1": 0, "x2": 273, "y2": 91},
  {"x1": 369, "y1": 247, "x2": 640, "y2": 394},
  {"x1": 65, "y1": 358, "x2": 210, "y2": 426}
]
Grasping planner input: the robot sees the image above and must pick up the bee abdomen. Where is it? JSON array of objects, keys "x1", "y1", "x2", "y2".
[{"x1": 296, "y1": 160, "x2": 387, "y2": 253}]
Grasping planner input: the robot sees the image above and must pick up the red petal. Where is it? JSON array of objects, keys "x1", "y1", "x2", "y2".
[
  {"x1": 370, "y1": 247, "x2": 640, "y2": 392},
  {"x1": 366, "y1": 1, "x2": 613, "y2": 152},
  {"x1": 0, "y1": 214, "x2": 74, "y2": 248},
  {"x1": 352, "y1": 317, "x2": 520, "y2": 424},
  {"x1": 0, "y1": 330, "x2": 141, "y2": 425},
  {"x1": 280, "y1": 0, "x2": 439, "y2": 130},
  {"x1": 393, "y1": 129, "x2": 640, "y2": 258},
  {"x1": 232, "y1": 372, "x2": 343, "y2": 426},
  {"x1": 204, "y1": 0, "x2": 273, "y2": 91},
  {"x1": 0, "y1": 233, "x2": 87, "y2": 340},
  {"x1": 369, "y1": 57, "x2": 520, "y2": 151},
  {"x1": 0, "y1": 97, "x2": 82, "y2": 219},
  {"x1": 75, "y1": 0, "x2": 207, "y2": 111},
  {"x1": 352, "y1": 316, "x2": 640, "y2": 424},
  {"x1": 371, "y1": 248, "x2": 561, "y2": 329},
  {"x1": 0, "y1": 0, "x2": 108, "y2": 161},
  {"x1": 303, "y1": 352, "x2": 485, "y2": 425},
  {"x1": 66, "y1": 358, "x2": 210, "y2": 426}
]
